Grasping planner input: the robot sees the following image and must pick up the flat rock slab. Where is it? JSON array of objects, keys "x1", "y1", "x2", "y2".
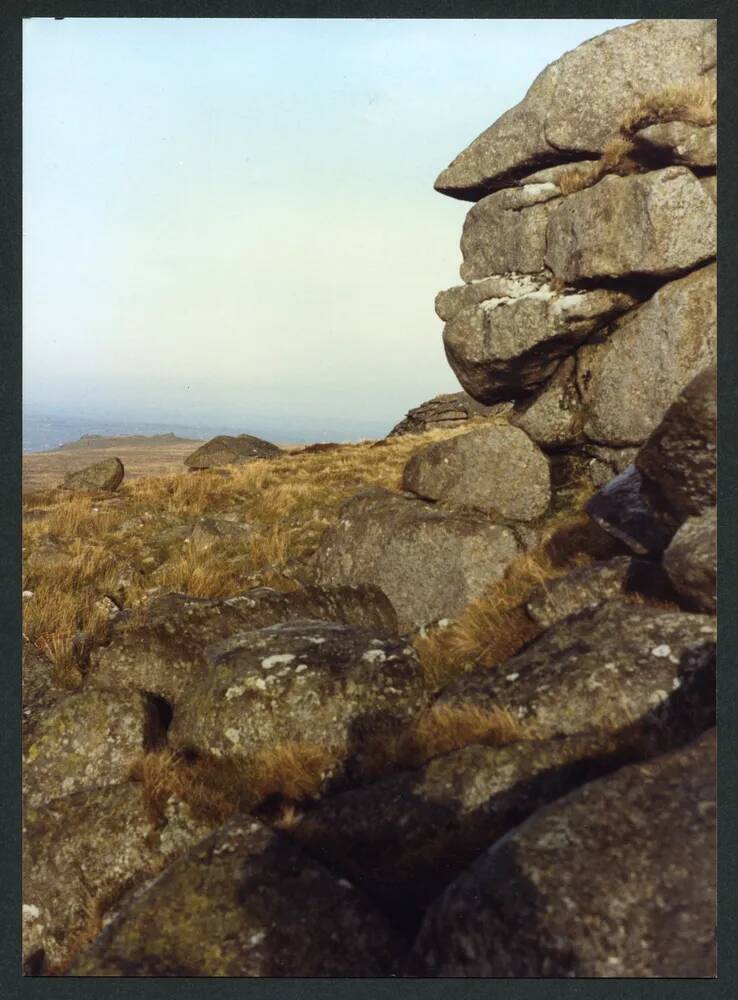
[
  {"x1": 403, "y1": 424, "x2": 550, "y2": 521},
  {"x1": 664, "y1": 507, "x2": 717, "y2": 614},
  {"x1": 313, "y1": 487, "x2": 520, "y2": 631},
  {"x1": 294, "y1": 729, "x2": 659, "y2": 922},
  {"x1": 546, "y1": 167, "x2": 715, "y2": 283},
  {"x1": 169, "y1": 620, "x2": 428, "y2": 785},
  {"x1": 435, "y1": 19, "x2": 715, "y2": 200},
  {"x1": 577, "y1": 264, "x2": 716, "y2": 447},
  {"x1": 89, "y1": 584, "x2": 398, "y2": 707},
  {"x1": 23, "y1": 783, "x2": 211, "y2": 974},
  {"x1": 69, "y1": 815, "x2": 402, "y2": 976},
  {"x1": 387, "y1": 392, "x2": 506, "y2": 437},
  {"x1": 410, "y1": 729, "x2": 716, "y2": 977},
  {"x1": 62, "y1": 457, "x2": 124, "y2": 492},
  {"x1": 23, "y1": 689, "x2": 157, "y2": 807},
  {"x1": 524, "y1": 556, "x2": 631, "y2": 629},
  {"x1": 184, "y1": 434, "x2": 280, "y2": 469},
  {"x1": 437, "y1": 601, "x2": 716, "y2": 745}
]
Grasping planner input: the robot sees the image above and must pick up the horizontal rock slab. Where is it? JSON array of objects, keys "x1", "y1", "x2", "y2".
[
  {"x1": 184, "y1": 434, "x2": 280, "y2": 469},
  {"x1": 402, "y1": 424, "x2": 550, "y2": 521},
  {"x1": 89, "y1": 584, "x2": 398, "y2": 707},
  {"x1": 293, "y1": 729, "x2": 662, "y2": 922},
  {"x1": 410, "y1": 728, "x2": 716, "y2": 976},
  {"x1": 313, "y1": 487, "x2": 520, "y2": 631},
  {"x1": 545, "y1": 167, "x2": 716, "y2": 283},
  {"x1": 23, "y1": 784, "x2": 211, "y2": 974},
  {"x1": 437, "y1": 601, "x2": 716, "y2": 744},
  {"x1": 63, "y1": 457, "x2": 124, "y2": 492},
  {"x1": 387, "y1": 391, "x2": 507, "y2": 437},
  {"x1": 632, "y1": 121, "x2": 716, "y2": 168},
  {"x1": 524, "y1": 556, "x2": 631, "y2": 629},
  {"x1": 577, "y1": 264, "x2": 716, "y2": 446},
  {"x1": 69, "y1": 815, "x2": 401, "y2": 977},
  {"x1": 444, "y1": 283, "x2": 635, "y2": 404},
  {"x1": 435, "y1": 19, "x2": 715, "y2": 200},
  {"x1": 23, "y1": 690, "x2": 157, "y2": 808},
  {"x1": 664, "y1": 507, "x2": 717, "y2": 615},
  {"x1": 510, "y1": 356, "x2": 582, "y2": 448},
  {"x1": 635, "y1": 364, "x2": 717, "y2": 521},
  {"x1": 169, "y1": 620, "x2": 428, "y2": 785}
]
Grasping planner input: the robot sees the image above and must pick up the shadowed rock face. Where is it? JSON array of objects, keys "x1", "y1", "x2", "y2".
[
  {"x1": 409, "y1": 729, "x2": 716, "y2": 977},
  {"x1": 23, "y1": 784, "x2": 212, "y2": 975},
  {"x1": 402, "y1": 424, "x2": 550, "y2": 521},
  {"x1": 437, "y1": 601, "x2": 715, "y2": 744},
  {"x1": 313, "y1": 487, "x2": 520, "y2": 631},
  {"x1": 89, "y1": 584, "x2": 398, "y2": 708},
  {"x1": 168, "y1": 620, "x2": 429, "y2": 786},
  {"x1": 663, "y1": 507, "x2": 717, "y2": 614},
  {"x1": 63, "y1": 457, "x2": 124, "y2": 492},
  {"x1": 69, "y1": 816, "x2": 402, "y2": 977},
  {"x1": 435, "y1": 19, "x2": 715, "y2": 200},
  {"x1": 632, "y1": 121, "x2": 716, "y2": 168},
  {"x1": 184, "y1": 434, "x2": 280, "y2": 469}
]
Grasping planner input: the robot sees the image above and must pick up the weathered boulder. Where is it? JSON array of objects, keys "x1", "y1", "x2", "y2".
[
  {"x1": 435, "y1": 19, "x2": 715, "y2": 200},
  {"x1": 524, "y1": 556, "x2": 631, "y2": 629},
  {"x1": 437, "y1": 601, "x2": 715, "y2": 744},
  {"x1": 23, "y1": 690, "x2": 158, "y2": 807},
  {"x1": 184, "y1": 434, "x2": 280, "y2": 469},
  {"x1": 89, "y1": 584, "x2": 398, "y2": 707},
  {"x1": 313, "y1": 487, "x2": 519, "y2": 630},
  {"x1": 663, "y1": 507, "x2": 717, "y2": 614},
  {"x1": 546, "y1": 167, "x2": 716, "y2": 283},
  {"x1": 410, "y1": 729, "x2": 716, "y2": 977},
  {"x1": 23, "y1": 784, "x2": 211, "y2": 975},
  {"x1": 69, "y1": 815, "x2": 401, "y2": 976},
  {"x1": 632, "y1": 121, "x2": 716, "y2": 168},
  {"x1": 294, "y1": 729, "x2": 658, "y2": 922},
  {"x1": 510, "y1": 356, "x2": 582, "y2": 448},
  {"x1": 188, "y1": 516, "x2": 255, "y2": 551},
  {"x1": 402, "y1": 424, "x2": 550, "y2": 521},
  {"x1": 387, "y1": 392, "x2": 507, "y2": 437},
  {"x1": 22, "y1": 642, "x2": 66, "y2": 751},
  {"x1": 62, "y1": 457, "x2": 124, "y2": 492},
  {"x1": 577, "y1": 265, "x2": 716, "y2": 446},
  {"x1": 169, "y1": 621, "x2": 428, "y2": 785},
  {"x1": 636, "y1": 364, "x2": 717, "y2": 520},
  {"x1": 444, "y1": 282, "x2": 635, "y2": 404}
]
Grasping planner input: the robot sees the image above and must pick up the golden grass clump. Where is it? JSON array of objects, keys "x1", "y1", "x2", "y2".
[
  {"x1": 399, "y1": 703, "x2": 531, "y2": 766},
  {"x1": 621, "y1": 75, "x2": 717, "y2": 136}
]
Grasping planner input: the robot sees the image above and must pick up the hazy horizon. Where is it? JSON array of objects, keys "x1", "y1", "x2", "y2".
[{"x1": 24, "y1": 16, "x2": 635, "y2": 441}]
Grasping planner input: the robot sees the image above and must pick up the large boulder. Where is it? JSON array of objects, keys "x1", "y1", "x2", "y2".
[
  {"x1": 402, "y1": 424, "x2": 550, "y2": 521},
  {"x1": 23, "y1": 784, "x2": 211, "y2": 975},
  {"x1": 510, "y1": 356, "x2": 582, "y2": 449},
  {"x1": 545, "y1": 167, "x2": 716, "y2": 283},
  {"x1": 585, "y1": 465, "x2": 675, "y2": 556},
  {"x1": 62, "y1": 457, "x2": 124, "y2": 492},
  {"x1": 437, "y1": 601, "x2": 715, "y2": 745},
  {"x1": 169, "y1": 620, "x2": 429, "y2": 787},
  {"x1": 387, "y1": 392, "x2": 506, "y2": 437},
  {"x1": 410, "y1": 729, "x2": 716, "y2": 977},
  {"x1": 69, "y1": 816, "x2": 401, "y2": 977},
  {"x1": 313, "y1": 487, "x2": 519, "y2": 631},
  {"x1": 443, "y1": 281, "x2": 635, "y2": 404},
  {"x1": 23, "y1": 690, "x2": 159, "y2": 808},
  {"x1": 577, "y1": 265, "x2": 716, "y2": 447},
  {"x1": 635, "y1": 364, "x2": 717, "y2": 520},
  {"x1": 89, "y1": 584, "x2": 398, "y2": 708},
  {"x1": 663, "y1": 507, "x2": 717, "y2": 614},
  {"x1": 294, "y1": 729, "x2": 662, "y2": 923},
  {"x1": 523, "y1": 556, "x2": 631, "y2": 629},
  {"x1": 434, "y1": 19, "x2": 715, "y2": 200},
  {"x1": 184, "y1": 434, "x2": 280, "y2": 469}
]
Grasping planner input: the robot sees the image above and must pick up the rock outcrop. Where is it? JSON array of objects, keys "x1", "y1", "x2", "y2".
[
  {"x1": 63, "y1": 457, "x2": 124, "y2": 492},
  {"x1": 387, "y1": 392, "x2": 508, "y2": 437},
  {"x1": 184, "y1": 434, "x2": 281, "y2": 469}
]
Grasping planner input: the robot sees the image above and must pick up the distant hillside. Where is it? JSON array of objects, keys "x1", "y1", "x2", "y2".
[{"x1": 58, "y1": 432, "x2": 201, "y2": 450}]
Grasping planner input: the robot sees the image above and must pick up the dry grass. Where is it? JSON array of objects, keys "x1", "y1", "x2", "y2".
[
  {"x1": 398, "y1": 703, "x2": 531, "y2": 766},
  {"x1": 621, "y1": 75, "x2": 716, "y2": 136},
  {"x1": 556, "y1": 136, "x2": 640, "y2": 196}
]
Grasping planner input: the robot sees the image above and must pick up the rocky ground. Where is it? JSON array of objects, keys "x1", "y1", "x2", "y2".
[{"x1": 22, "y1": 17, "x2": 717, "y2": 979}]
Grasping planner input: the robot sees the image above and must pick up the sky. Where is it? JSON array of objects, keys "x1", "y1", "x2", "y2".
[{"x1": 23, "y1": 17, "x2": 635, "y2": 441}]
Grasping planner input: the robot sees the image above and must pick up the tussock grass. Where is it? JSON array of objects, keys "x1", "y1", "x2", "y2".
[
  {"x1": 621, "y1": 75, "x2": 716, "y2": 136},
  {"x1": 398, "y1": 703, "x2": 530, "y2": 765}
]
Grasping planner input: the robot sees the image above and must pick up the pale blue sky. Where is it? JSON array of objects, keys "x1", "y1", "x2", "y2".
[{"x1": 23, "y1": 17, "x2": 635, "y2": 440}]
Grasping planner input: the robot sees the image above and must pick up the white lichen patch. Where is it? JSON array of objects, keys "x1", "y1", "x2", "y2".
[
  {"x1": 261, "y1": 654, "x2": 296, "y2": 670},
  {"x1": 361, "y1": 649, "x2": 387, "y2": 664},
  {"x1": 651, "y1": 645, "x2": 672, "y2": 658},
  {"x1": 225, "y1": 685, "x2": 246, "y2": 701}
]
